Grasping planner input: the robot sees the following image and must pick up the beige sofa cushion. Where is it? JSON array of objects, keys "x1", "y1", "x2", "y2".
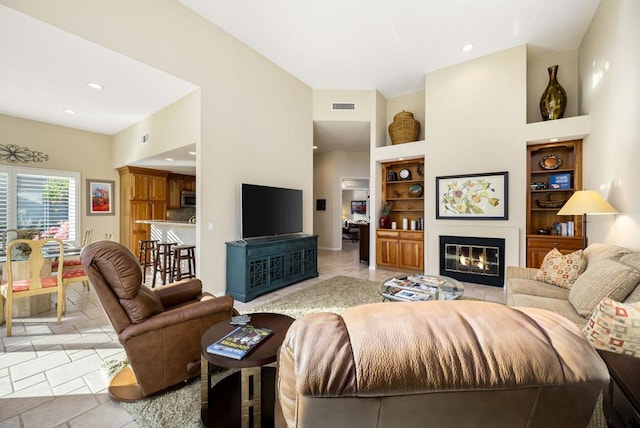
[
  {"x1": 508, "y1": 277, "x2": 571, "y2": 301},
  {"x1": 510, "y1": 293, "x2": 587, "y2": 327},
  {"x1": 535, "y1": 248, "x2": 586, "y2": 289},
  {"x1": 583, "y1": 243, "x2": 632, "y2": 263},
  {"x1": 584, "y1": 297, "x2": 640, "y2": 357},
  {"x1": 569, "y1": 259, "x2": 640, "y2": 317}
]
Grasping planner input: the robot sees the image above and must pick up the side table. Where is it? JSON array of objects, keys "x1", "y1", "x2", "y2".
[
  {"x1": 200, "y1": 312, "x2": 294, "y2": 428},
  {"x1": 597, "y1": 349, "x2": 640, "y2": 427}
]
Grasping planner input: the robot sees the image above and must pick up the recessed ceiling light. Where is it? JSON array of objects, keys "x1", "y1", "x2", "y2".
[
  {"x1": 63, "y1": 109, "x2": 77, "y2": 115},
  {"x1": 550, "y1": 138, "x2": 559, "y2": 142},
  {"x1": 87, "y1": 82, "x2": 104, "y2": 90},
  {"x1": 188, "y1": 151, "x2": 196, "y2": 155},
  {"x1": 165, "y1": 158, "x2": 174, "y2": 162},
  {"x1": 462, "y1": 43, "x2": 475, "y2": 52},
  {"x1": 312, "y1": 146, "x2": 318, "y2": 150}
]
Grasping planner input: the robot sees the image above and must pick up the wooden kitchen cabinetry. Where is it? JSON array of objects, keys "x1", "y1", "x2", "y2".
[
  {"x1": 118, "y1": 166, "x2": 169, "y2": 257},
  {"x1": 167, "y1": 173, "x2": 196, "y2": 209},
  {"x1": 526, "y1": 140, "x2": 583, "y2": 267},
  {"x1": 376, "y1": 158, "x2": 425, "y2": 271}
]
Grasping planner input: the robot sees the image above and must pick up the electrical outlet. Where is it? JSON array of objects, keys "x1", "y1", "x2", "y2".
[{"x1": 141, "y1": 132, "x2": 149, "y2": 144}]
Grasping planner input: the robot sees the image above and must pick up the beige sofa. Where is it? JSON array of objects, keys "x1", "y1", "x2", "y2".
[
  {"x1": 506, "y1": 243, "x2": 640, "y2": 327},
  {"x1": 276, "y1": 300, "x2": 608, "y2": 428}
]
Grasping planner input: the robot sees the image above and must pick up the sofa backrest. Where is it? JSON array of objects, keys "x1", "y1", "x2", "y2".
[{"x1": 276, "y1": 301, "x2": 609, "y2": 428}]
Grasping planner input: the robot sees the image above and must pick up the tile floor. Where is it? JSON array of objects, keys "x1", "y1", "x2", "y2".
[{"x1": 0, "y1": 241, "x2": 504, "y2": 427}]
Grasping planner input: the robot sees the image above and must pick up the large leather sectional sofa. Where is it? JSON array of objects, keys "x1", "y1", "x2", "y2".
[{"x1": 275, "y1": 300, "x2": 608, "y2": 428}]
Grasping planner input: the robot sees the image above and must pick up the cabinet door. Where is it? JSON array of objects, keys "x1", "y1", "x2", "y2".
[
  {"x1": 183, "y1": 178, "x2": 196, "y2": 191},
  {"x1": 149, "y1": 176, "x2": 167, "y2": 201},
  {"x1": 150, "y1": 202, "x2": 166, "y2": 220},
  {"x1": 131, "y1": 174, "x2": 150, "y2": 200},
  {"x1": 167, "y1": 178, "x2": 182, "y2": 208},
  {"x1": 398, "y1": 240, "x2": 423, "y2": 270},
  {"x1": 377, "y1": 238, "x2": 399, "y2": 267},
  {"x1": 526, "y1": 236, "x2": 583, "y2": 268},
  {"x1": 130, "y1": 201, "x2": 151, "y2": 256}
]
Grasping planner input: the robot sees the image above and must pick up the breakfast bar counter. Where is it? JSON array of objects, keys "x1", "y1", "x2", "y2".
[{"x1": 135, "y1": 220, "x2": 196, "y2": 246}]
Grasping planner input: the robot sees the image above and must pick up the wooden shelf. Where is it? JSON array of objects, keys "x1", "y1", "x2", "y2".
[{"x1": 526, "y1": 140, "x2": 583, "y2": 267}]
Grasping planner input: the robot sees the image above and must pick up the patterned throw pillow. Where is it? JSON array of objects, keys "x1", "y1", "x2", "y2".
[
  {"x1": 535, "y1": 248, "x2": 586, "y2": 289},
  {"x1": 583, "y1": 297, "x2": 640, "y2": 357}
]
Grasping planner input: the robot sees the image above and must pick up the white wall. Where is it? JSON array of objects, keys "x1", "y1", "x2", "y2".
[
  {"x1": 342, "y1": 190, "x2": 369, "y2": 221},
  {"x1": 423, "y1": 45, "x2": 527, "y2": 271},
  {"x1": 0, "y1": 114, "x2": 120, "y2": 242},
  {"x1": 112, "y1": 90, "x2": 200, "y2": 168},
  {"x1": 313, "y1": 151, "x2": 369, "y2": 250},
  {"x1": 2, "y1": 0, "x2": 314, "y2": 295},
  {"x1": 578, "y1": 0, "x2": 640, "y2": 250}
]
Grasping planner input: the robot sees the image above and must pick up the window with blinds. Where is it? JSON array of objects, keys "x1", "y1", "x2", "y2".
[{"x1": 0, "y1": 166, "x2": 80, "y2": 243}]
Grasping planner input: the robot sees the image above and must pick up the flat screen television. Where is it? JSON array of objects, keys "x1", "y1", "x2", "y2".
[{"x1": 241, "y1": 183, "x2": 303, "y2": 239}]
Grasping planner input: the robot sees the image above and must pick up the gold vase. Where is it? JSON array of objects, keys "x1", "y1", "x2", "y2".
[{"x1": 539, "y1": 65, "x2": 567, "y2": 121}]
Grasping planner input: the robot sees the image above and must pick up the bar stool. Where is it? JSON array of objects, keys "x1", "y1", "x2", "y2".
[
  {"x1": 138, "y1": 239, "x2": 158, "y2": 282},
  {"x1": 152, "y1": 242, "x2": 177, "y2": 288},
  {"x1": 172, "y1": 245, "x2": 196, "y2": 281}
]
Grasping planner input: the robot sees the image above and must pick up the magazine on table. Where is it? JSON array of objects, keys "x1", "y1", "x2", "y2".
[
  {"x1": 382, "y1": 287, "x2": 432, "y2": 302},
  {"x1": 408, "y1": 274, "x2": 446, "y2": 286},
  {"x1": 206, "y1": 324, "x2": 273, "y2": 360}
]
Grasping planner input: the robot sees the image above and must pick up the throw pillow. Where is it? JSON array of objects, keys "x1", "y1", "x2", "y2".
[
  {"x1": 569, "y1": 258, "x2": 640, "y2": 317},
  {"x1": 535, "y1": 248, "x2": 586, "y2": 289},
  {"x1": 583, "y1": 297, "x2": 640, "y2": 357}
]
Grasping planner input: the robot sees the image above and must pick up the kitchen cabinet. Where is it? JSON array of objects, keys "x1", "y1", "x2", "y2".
[
  {"x1": 526, "y1": 140, "x2": 583, "y2": 267},
  {"x1": 118, "y1": 166, "x2": 169, "y2": 257},
  {"x1": 167, "y1": 173, "x2": 196, "y2": 209}
]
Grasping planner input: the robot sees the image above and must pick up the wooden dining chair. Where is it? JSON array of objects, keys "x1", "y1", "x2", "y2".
[
  {"x1": 0, "y1": 238, "x2": 65, "y2": 337},
  {"x1": 51, "y1": 227, "x2": 92, "y2": 290}
]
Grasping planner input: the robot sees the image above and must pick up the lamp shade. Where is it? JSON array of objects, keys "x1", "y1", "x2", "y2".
[{"x1": 557, "y1": 190, "x2": 618, "y2": 215}]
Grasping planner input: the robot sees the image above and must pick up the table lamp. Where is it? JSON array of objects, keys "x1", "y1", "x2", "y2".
[{"x1": 557, "y1": 190, "x2": 618, "y2": 249}]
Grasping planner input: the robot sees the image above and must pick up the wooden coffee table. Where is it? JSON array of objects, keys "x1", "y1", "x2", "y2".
[{"x1": 200, "y1": 312, "x2": 294, "y2": 428}]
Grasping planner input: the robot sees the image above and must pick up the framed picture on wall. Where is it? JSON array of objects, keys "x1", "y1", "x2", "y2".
[
  {"x1": 351, "y1": 200, "x2": 367, "y2": 214},
  {"x1": 436, "y1": 171, "x2": 508, "y2": 220},
  {"x1": 86, "y1": 179, "x2": 115, "y2": 216}
]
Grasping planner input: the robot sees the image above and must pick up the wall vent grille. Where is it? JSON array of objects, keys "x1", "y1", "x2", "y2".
[{"x1": 331, "y1": 102, "x2": 356, "y2": 111}]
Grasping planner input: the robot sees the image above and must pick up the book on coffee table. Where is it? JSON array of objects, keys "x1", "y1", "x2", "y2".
[{"x1": 206, "y1": 324, "x2": 273, "y2": 360}]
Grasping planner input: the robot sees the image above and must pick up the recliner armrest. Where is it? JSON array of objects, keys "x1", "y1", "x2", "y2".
[
  {"x1": 118, "y1": 294, "x2": 235, "y2": 343},
  {"x1": 153, "y1": 278, "x2": 202, "y2": 308}
]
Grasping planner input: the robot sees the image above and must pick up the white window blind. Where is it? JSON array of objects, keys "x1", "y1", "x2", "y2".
[
  {"x1": 0, "y1": 166, "x2": 80, "y2": 244},
  {"x1": 0, "y1": 172, "x2": 8, "y2": 231}
]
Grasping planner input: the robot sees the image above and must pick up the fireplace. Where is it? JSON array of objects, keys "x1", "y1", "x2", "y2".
[{"x1": 439, "y1": 235, "x2": 505, "y2": 287}]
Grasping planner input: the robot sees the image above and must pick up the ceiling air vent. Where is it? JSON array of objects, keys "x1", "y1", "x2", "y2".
[{"x1": 331, "y1": 102, "x2": 356, "y2": 111}]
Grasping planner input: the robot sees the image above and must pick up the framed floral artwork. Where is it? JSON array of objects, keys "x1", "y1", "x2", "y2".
[
  {"x1": 436, "y1": 171, "x2": 508, "y2": 220},
  {"x1": 86, "y1": 179, "x2": 115, "y2": 216}
]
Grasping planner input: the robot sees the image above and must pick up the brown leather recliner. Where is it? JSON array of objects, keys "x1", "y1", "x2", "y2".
[
  {"x1": 81, "y1": 240, "x2": 235, "y2": 402},
  {"x1": 276, "y1": 300, "x2": 609, "y2": 428}
]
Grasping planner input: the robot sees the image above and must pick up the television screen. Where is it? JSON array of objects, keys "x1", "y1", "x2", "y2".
[{"x1": 242, "y1": 184, "x2": 303, "y2": 239}]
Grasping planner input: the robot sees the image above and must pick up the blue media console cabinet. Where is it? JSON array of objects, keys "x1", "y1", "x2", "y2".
[{"x1": 226, "y1": 234, "x2": 318, "y2": 302}]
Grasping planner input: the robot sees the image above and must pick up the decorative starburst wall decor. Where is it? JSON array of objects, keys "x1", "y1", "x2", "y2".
[{"x1": 0, "y1": 144, "x2": 49, "y2": 163}]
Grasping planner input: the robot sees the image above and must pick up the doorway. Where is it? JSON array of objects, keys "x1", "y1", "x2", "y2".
[{"x1": 340, "y1": 178, "x2": 369, "y2": 251}]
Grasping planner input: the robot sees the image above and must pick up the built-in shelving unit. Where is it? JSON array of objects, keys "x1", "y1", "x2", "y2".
[{"x1": 526, "y1": 140, "x2": 583, "y2": 267}]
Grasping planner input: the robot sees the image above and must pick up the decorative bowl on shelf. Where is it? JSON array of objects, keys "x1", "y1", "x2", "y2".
[
  {"x1": 536, "y1": 195, "x2": 567, "y2": 208},
  {"x1": 408, "y1": 183, "x2": 423, "y2": 197},
  {"x1": 539, "y1": 154, "x2": 562, "y2": 170}
]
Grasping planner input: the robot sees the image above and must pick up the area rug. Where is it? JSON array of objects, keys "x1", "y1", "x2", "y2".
[{"x1": 246, "y1": 274, "x2": 384, "y2": 318}]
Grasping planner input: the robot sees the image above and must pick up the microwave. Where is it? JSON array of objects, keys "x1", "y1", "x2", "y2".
[{"x1": 180, "y1": 190, "x2": 196, "y2": 208}]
